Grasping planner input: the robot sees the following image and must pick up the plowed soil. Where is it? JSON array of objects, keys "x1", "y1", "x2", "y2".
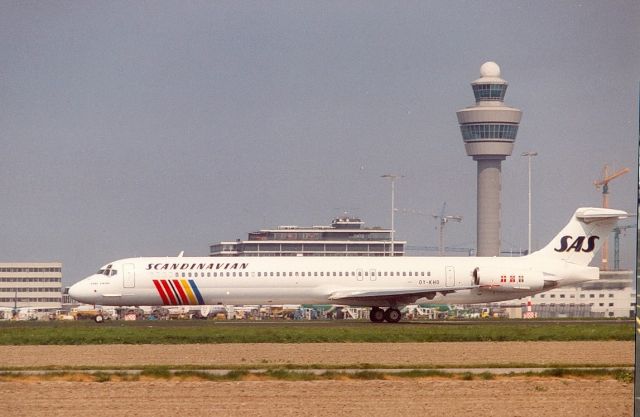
[
  {"x1": 0, "y1": 341, "x2": 633, "y2": 367},
  {"x1": 0, "y1": 342, "x2": 633, "y2": 416}
]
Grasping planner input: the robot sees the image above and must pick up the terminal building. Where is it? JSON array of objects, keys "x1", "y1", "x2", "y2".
[
  {"x1": 0, "y1": 262, "x2": 63, "y2": 314},
  {"x1": 529, "y1": 271, "x2": 635, "y2": 318},
  {"x1": 210, "y1": 216, "x2": 405, "y2": 257},
  {"x1": 482, "y1": 271, "x2": 635, "y2": 318}
]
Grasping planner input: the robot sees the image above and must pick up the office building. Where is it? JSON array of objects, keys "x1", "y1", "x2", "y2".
[
  {"x1": 210, "y1": 216, "x2": 405, "y2": 257},
  {"x1": 0, "y1": 262, "x2": 63, "y2": 313}
]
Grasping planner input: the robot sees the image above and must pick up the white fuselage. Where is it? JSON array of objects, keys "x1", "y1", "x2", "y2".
[
  {"x1": 69, "y1": 254, "x2": 597, "y2": 307},
  {"x1": 68, "y1": 207, "x2": 628, "y2": 321}
]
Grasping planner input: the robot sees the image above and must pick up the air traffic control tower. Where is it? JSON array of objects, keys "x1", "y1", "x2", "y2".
[{"x1": 457, "y1": 62, "x2": 522, "y2": 256}]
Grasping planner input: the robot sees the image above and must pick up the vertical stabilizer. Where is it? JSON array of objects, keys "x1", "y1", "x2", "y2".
[{"x1": 530, "y1": 208, "x2": 627, "y2": 265}]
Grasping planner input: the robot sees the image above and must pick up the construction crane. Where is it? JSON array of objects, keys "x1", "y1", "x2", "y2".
[
  {"x1": 432, "y1": 203, "x2": 463, "y2": 256},
  {"x1": 593, "y1": 164, "x2": 629, "y2": 270},
  {"x1": 398, "y1": 203, "x2": 463, "y2": 256},
  {"x1": 612, "y1": 224, "x2": 634, "y2": 270}
]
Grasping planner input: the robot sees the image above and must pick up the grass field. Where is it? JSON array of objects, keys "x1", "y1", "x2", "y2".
[
  {"x1": 0, "y1": 319, "x2": 632, "y2": 345},
  {"x1": 0, "y1": 367, "x2": 633, "y2": 383}
]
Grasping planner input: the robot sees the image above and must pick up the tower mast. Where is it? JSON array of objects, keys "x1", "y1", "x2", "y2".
[{"x1": 456, "y1": 62, "x2": 522, "y2": 256}]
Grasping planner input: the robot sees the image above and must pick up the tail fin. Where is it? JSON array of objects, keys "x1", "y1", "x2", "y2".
[{"x1": 529, "y1": 207, "x2": 628, "y2": 265}]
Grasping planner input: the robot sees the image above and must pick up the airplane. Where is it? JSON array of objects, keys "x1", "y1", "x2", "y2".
[{"x1": 69, "y1": 207, "x2": 627, "y2": 323}]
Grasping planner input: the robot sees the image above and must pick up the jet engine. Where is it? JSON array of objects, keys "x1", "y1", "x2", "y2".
[{"x1": 473, "y1": 267, "x2": 545, "y2": 291}]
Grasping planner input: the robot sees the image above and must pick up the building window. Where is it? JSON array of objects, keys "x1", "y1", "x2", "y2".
[
  {"x1": 472, "y1": 83, "x2": 507, "y2": 101},
  {"x1": 460, "y1": 123, "x2": 518, "y2": 141}
]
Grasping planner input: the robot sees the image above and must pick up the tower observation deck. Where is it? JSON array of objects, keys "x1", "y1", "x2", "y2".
[{"x1": 456, "y1": 62, "x2": 522, "y2": 256}]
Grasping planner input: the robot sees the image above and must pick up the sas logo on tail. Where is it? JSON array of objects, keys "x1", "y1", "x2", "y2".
[{"x1": 554, "y1": 235, "x2": 599, "y2": 253}]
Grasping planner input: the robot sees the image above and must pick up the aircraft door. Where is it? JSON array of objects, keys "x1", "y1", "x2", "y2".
[
  {"x1": 445, "y1": 266, "x2": 455, "y2": 287},
  {"x1": 123, "y1": 263, "x2": 135, "y2": 288},
  {"x1": 369, "y1": 269, "x2": 377, "y2": 281}
]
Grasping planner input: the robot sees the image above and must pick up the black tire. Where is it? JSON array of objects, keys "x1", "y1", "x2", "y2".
[
  {"x1": 94, "y1": 315, "x2": 104, "y2": 323},
  {"x1": 369, "y1": 307, "x2": 385, "y2": 323},
  {"x1": 384, "y1": 308, "x2": 402, "y2": 323}
]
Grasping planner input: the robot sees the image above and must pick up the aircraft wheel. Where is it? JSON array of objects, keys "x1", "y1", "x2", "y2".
[
  {"x1": 384, "y1": 308, "x2": 402, "y2": 323},
  {"x1": 369, "y1": 307, "x2": 385, "y2": 323},
  {"x1": 94, "y1": 315, "x2": 104, "y2": 323}
]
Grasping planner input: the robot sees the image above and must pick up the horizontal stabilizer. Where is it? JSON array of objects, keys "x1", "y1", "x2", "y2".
[{"x1": 574, "y1": 208, "x2": 628, "y2": 223}]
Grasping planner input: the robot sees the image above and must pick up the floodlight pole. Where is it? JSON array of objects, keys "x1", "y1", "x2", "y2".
[
  {"x1": 521, "y1": 151, "x2": 537, "y2": 254},
  {"x1": 381, "y1": 174, "x2": 403, "y2": 256}
]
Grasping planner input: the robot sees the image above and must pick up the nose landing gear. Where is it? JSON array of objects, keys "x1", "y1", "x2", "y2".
[{"x1": 369, "y1": 307, "x2": 402, "y2": 323}]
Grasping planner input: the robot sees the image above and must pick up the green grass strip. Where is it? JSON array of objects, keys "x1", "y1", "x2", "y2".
[
  {"x1": 0, "y1": 321, "x2": 632, "y2": 344},
  {"x1": 0, "y1": 368, "x2": 632, "y2": 383}
]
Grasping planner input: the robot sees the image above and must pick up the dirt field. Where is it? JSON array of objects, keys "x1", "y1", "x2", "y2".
[
  {"x1": 0, "y1": 341, "x2": 633, "y2": 367},
  {"x1": 2, "y1": 378, "x2": 632, "y2": 417},
  {"x1": 0, "y1": 342, "x2": 633, "y2": 416}
]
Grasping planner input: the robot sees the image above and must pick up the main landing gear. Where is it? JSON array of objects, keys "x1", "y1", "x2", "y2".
[{"x1": 369, "y1": 307, "x2": 402, "y2": 323}]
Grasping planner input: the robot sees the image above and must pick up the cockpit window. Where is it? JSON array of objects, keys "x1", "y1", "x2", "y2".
[{"x1": 96, "y1": 269, "x2": 117, "y2": 276}]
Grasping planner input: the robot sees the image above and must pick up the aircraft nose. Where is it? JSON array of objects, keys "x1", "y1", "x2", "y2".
[
  {"x1": 68, "y1": 279, "x2": 94, "y2": 303},
  {"x1": 68, "y1": 281, "x2": 82, "y2": 300}
]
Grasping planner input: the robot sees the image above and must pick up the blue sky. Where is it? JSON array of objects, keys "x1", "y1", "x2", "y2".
[{"x1": 1, "y1": 1, "x2": 638, "y2": 284}]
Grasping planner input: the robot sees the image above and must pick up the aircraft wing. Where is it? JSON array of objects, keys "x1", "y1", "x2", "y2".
[{"x1": 328, "y1": 285, "x2": 478, "y2": 306}]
